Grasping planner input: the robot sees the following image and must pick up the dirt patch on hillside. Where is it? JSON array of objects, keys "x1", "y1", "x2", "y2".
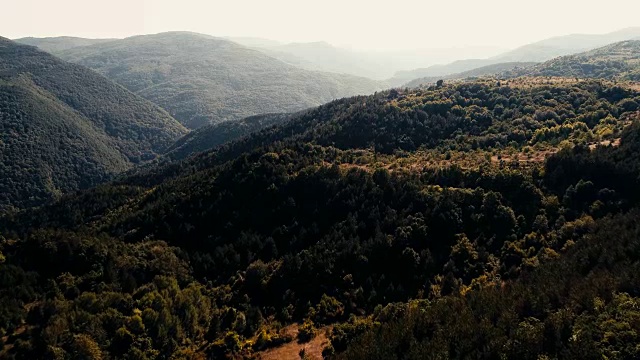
[{"x1": 256, "y1": 324, "x2": 331, "y2": 360}]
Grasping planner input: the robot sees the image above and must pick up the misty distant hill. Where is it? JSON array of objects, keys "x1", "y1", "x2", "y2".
[
  {"x1": 53, "y1": 32, "x2": 386, "y2": 129},
  {"x1": 0, "y1": 37, "x2": 186, "y2": 209},
  {"x1": 494, "y1": 27, "x2": 640, "y2": 62},
  {"x1": 231, "y1": 37, "x2": 506, "y2": 80},
  {"x1": 15, "y1": 36, "x2": 115, "y2": 53},
  {"x1": 393, "y1": 27, "x2": 640, "y2": 85},
  {"x1": 505, "y1": 40, "x2": 640, "y2": 81},
  {"x1": 255, "y1": 41, "x2": 394, "y2": 79},
  {"x1": 404, "y1": 62, "x2": 537, "y2": 87},
  {"x1": 391, "y1": 59, "x2": 497, "y2": 85}
]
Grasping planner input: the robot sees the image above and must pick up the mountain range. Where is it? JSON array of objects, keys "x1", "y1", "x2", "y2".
[
  {"x1": 505, "y1": 40, "x2": 640, "y2": 81},
  {"x1": 22, "y1": 32, "x2": 386, "y2": 129},
  {"x1": 391, "y1": 27, "x2": 640, "y2": 84},
  {"x1": 17, "y1": 27, "x2": 640, "y2": 92}
]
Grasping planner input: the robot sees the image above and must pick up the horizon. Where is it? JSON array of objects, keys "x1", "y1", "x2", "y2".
[{"x1": 4, "y1": 0, "x2": 640, "y2": 52}]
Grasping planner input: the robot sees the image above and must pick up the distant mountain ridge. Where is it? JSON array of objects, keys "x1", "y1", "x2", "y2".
[
  {"x1": 495, "y1": 27, "x2": 640, "y2": 62},
  {"x1": 50, "y1": 32, "x2": 386, "y2": 129},
  {"x1": 404, "y1": 62, "x2": 538, "y2": 87},
  {"x1": 392, "y1": 27, "x2": 640, "y2": 84},
  {"x1": 504, "y1": 40, "x2": 640, "y2": 81},
  {"x1": 0, "y1": 37, "x2": 187, "y2": 209}
]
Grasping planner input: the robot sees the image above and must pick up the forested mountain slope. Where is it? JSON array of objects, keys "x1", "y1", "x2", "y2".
[
  {"x1": 506, "y1": 40, "x2": 640, "y2": 81},
  {"x1": 2, "y1": 78, "x2": 640, "y2": 359},
  {"x1": 0, "y1": 37, "x2": 187, "y2": 210},
  {"x1": 164, "y1": 113, "x2": 294, "y2": 160},
  {"x1": 54, "y1": 32, "x2": 386, "y2": 129}
]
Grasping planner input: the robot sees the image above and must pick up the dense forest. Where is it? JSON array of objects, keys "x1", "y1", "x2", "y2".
[
  {"x1": 0, "y1": 38, "x2": 187, "y2": 210},
  {"x1": 50, "y1": 32, "x2": 385, "y2": 129},
  {"x1": 1, "y1": 78, "x2": 640, "y2": 359}
]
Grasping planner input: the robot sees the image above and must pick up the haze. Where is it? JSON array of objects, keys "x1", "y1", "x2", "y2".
[{"x1": 5, "y1": 0, "x2": 640, "y2": 51}]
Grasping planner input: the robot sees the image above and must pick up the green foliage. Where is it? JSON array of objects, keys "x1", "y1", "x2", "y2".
[
  {"x1": 0, "y1": 37, "x2": 187, "y2": 210},
  {"x1": 165, "y1": 113, "x2": 293, "y2": 160},
  {"x1": 297, "y1": 320, "x2": 317, "y2": 343},
  {"x1": 337, "y1": 210, "x2": 640, "y2": 359},
  {"x1": 1, "y1": 79, "x2": 640, "y2": 359}
]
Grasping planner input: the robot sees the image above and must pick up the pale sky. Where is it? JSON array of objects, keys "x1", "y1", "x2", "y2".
[{"x1": 4, "y1": 0, "x2": 640, "y2": 51}]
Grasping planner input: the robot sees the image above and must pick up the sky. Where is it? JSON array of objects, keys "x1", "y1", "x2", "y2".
[{"x1": 4, "y1": 0, "x2": 640, "y2": 51}]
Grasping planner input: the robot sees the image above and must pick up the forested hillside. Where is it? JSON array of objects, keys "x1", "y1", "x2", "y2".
[
  {"x1": 507, "y1": 41, "x2": 640, "y2": 81},
  {"x1": 164, "y1": 113, "x2": 294, "y2": 160},
  {"x1": 54, "y1": 32, "x2": 385, "y2": 129},
  {"x1": 2, "y1": 78, "x2": 640, "y2": 359},
  {"x1": 0, "y1": 37, "x2": 187, "y2": 210}
]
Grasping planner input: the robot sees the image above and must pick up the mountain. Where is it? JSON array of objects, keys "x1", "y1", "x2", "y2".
[
  {"x1": 505, "y1": 40, "x2": 640, "y2": 81},
  {"x1": 164, "y1": 112, "x2": 294, "y2": 160},
  {"x1": 390, "y1": 58, "x2": 499, "y2": 85},
  {"x1": 404, "y1": 61, "x2": 537, "y2": 87},
  {"x1": 3, "y1": 78, "x2": 640, "y2": 358},
  {"x1": 230, "y1": 37, "x2": 507, "y2": 80},
  {"x1": 393, "y1": 27, "x2": 640, "y2": 85},
  {"x1": 255, "y1": 41, "x2": 394, "y2": 80},
  {"x1": 0, "y1": 37, "x2": 187, "y2": 210},
  {"x1": 495, "y1": 27, "x2": 640, "y2": 62},
  {"x1": 14, "y1": 36, "x2": 115, "y2": 53},
  {"x1": 225, "y1": 36, "x2": 284, "y2": 48},
  {"x1": 53, "y1": 32, "x2": 386, "y2": 129}
]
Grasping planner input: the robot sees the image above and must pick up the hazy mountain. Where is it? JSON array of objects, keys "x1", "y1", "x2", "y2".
[
  {"x1": 506, "y1": 40, "x2": 640, "y2": 80},
  {"x1": 165, "y1": 112, "x2": 294, "y2": 160},
  {"x1": 258, "y1": 41, "x2": 395, "y2": 79},
  {"x1": 14, "y1": 36, "x2": 115, "y2": 53},
  {"x1": 394, "y1": 27, "x2": 640, "y2": 85},
  {"x1": 495, "y1": 27, "x2": 640, "y2": 62},
  {"x1": 404, "y1": 62, "x2": 538, "y2": 87},
  {"x1": 54, "y1": 32, "x2": 386, "y2": 129},
  {"x1": 391, "y1": 59, "x2": 499, "y2": 85},
  {"x1": 234, "y1": 38, "x2": 506, "y2": 80},
  {"x1": 226, "y1": 36, "x2": 284, "y2": 48},
  {"x1": 0, "y1": 37, "x2": 187, "y2": 209}
]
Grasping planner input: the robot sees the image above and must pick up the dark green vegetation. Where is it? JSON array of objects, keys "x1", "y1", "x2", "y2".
[
  {"x1": 0, "y1": 37, "x2": 187, "y2": 210},
  {"x1": 54, "y1": 32, "x2": 385, "y2": 129},
  {"x1": 2, "y1": 78, "x2": 640, "y2": 359},
  {"x1": 507, "y1": 41, "x2": 640, "y2": 81},
  {"x1": 405, "y1": 62, "x2": 537, "y2": 87},
  {"x1": 164, "y1": 113, "x2": 294, "y2": 160}
]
